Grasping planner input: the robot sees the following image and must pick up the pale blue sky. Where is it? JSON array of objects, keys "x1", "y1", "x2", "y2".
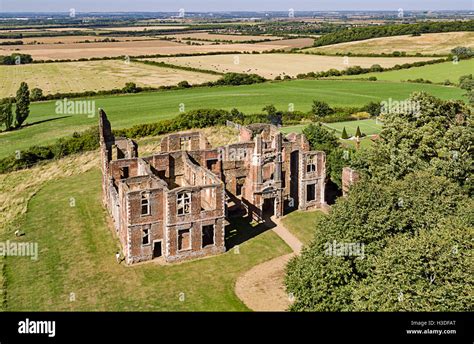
[{"x1": 0, "y1": 0, "x2": 472, "y2": 12}]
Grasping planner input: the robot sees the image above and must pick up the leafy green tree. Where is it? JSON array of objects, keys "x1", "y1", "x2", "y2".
[
  {"x1": 262, "y1": 105, "x2": 282, "y2": 126},
  {"x1": 458, "y1": 74, "x2": 473, "y2": 90},
  {"x1": 177, "y1": 80, "x2": 191, "y2": 88},
  {"x1": 369, "y1": 64, "x2": 383, "y2": 72},
  {"x1": 0, "y1": 98, "x2": 14, "y2": 130},
  {"x1": 451, "y1": 46, "x2": 473, "y2": 59},
  {"x1": 351, "y1": 92, "x2": 473, "y2": 193},
  {"x1": 30, "y1": 87, "x2": 43, "y2": 101},
  {"x1": 286, "y1": 172, "x2": 472, "y2": 311},
  {"x1": 122, "y1": 82, "x2": 139, "y2": 93},
  {"x1": 311, "y1": 100, "x2": 334, "y2": 118},
  {"x1": 15, "y1": 82, "x2": 30, "y2": 128},
  {"x1": 341, "y1": 126, "x2": 349, "y2": 139},
  {"x1": 362, "y1": 101, "x2": 382, "y2": 116},
  {"x1": 303, "y1": 123, "x2": 339, "y2": 152}
]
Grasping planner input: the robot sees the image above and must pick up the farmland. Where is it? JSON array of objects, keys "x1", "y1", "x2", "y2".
[
  {"x1": 163, "y1": 32, "x2": 284, "y2": 42},
  {"x1": 0, "y1": 79, "x2": 466, "y2": 159},
  {"x1": 336, "y1": 58, "x2": 474, "y2": 84},
  {"x1": 304, "y1": 32, "x2": 474, "y2": 56},
  {"x1": 0, "y1": 38, "x2": 313, "y2": 61},
  {"x1": 148, "y1": 53, "x2": 435, "y2": 79},
  {"x1": 0, "y1": 60, "x2": 220, "y2": 97}
]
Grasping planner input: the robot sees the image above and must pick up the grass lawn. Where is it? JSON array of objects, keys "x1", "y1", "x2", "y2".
[
  {"x1": 3, "y1": 169, "x2": 291, "y2": 311},
  {"x1": 0, "y1": 79, "x2": 465, "y2": 159},
  {"x1": 323, "y1": 118, "x2": 382, "y2": 137},
  {"x1": 335, "y1": 59, "x2": 474, "y2": 84},
  {"x1": 281, "y1": 210, "x2": 327, "y2": 245}
]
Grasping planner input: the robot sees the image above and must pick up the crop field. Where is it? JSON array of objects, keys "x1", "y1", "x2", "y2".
[
  {"x1": 0, "y1": 35, "x2": 163, "y2": 44},
  {"x1": 336, "y1": 58, "x2": 474, "y2": 84},
  {"x1": 304, "y1": 32, "x2": 474, "y2": 56},
  {"x1": 149, "y1": 54, "x2": 435, "y2": 79},
  {"x1": 0, "y1": 60, "x2": 220, "y2": 98},
  {"x1": 0, "y1": 79, "x2": 465, "y2": 159},
  {"x1": 163, "y1": 32, "x2": 283, "y2": 42},
  {"x1": 0, "y1": 39, "x2": 309, "y2": 61}
]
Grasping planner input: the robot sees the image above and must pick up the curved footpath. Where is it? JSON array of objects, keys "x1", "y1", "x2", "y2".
[{"x1": 235, "y1": 217, "x2": 303, "y2": 311}]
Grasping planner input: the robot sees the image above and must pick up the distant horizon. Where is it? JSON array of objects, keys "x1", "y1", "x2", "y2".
[{"x1": 0, "y1": 0, "x2": 472, "y2": 13}]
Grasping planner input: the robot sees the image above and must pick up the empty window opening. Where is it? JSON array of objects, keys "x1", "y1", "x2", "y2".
[
  {"x1": 178, "y1": 229, "x2": 191, "y2": 251},
  {"x1": 141, "y1": 194, "x2": 150, "y2": 216},
  {"x1": 180, "y1": 137, "x2": 191, "y2": 151},
  {"x1": 202, "y1": 225, "x2": 215, "y2": 247},
  {"x1": 307, "y1": 156, "x2": 316, "y2": 173},
  {"x1": 120, "y1": 166, "x2": 129, "y2": 179},
  {"x1": 206, "y1": 159, "x2": 218, "y2": 171},
  {"x1": 236, "y1": 177, "x2": 245, "y2": 196},
  {"x1": 142, "y1": 228, "x2": 150, "y2": 245},
  {"x1": 307, "y1": 184, "x2": 316, "y2": 202},
  {"x1": 177, "y1": 192, "x2": 191, "y2": 215}
]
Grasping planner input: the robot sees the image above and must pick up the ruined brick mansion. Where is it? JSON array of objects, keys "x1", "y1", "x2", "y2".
[{"x1": 99, "y1": 110, "x2": 326, "y2": 264}]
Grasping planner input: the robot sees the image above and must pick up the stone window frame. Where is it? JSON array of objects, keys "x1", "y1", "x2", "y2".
[
  {"x1": 140, "y1": 193, "x2": 151, "y2": 216},
  {"x1": 177, "y1": 191, "x2": 192, "y2": 216},
  {"x1": 141, "y1": 226, "x2": 151, "y2": 246},
  {"x1": 180, "y1": 137, "x2": 191, "y2": 151},
  {"x1": 201, "y1": 223, "x2": 216, "y2": 248},
  {"x1": 306, "y1": 155, "x2": 317, "y2": 174},
  {"x1": 177, "y1": 227, "x2": 192, "y2": 252}
]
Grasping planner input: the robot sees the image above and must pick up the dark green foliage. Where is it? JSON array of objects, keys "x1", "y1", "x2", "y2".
[
  {"x1": 451, "y1": 46, "x2": 474, "y2": 59},
  {"x1": 313, "y1": 20, "x2": 474, "y2": 47},
  {"x1": 15, "y1": 82, "x2": 30, "y2": 128},
  {"x1": 177, "y1": 80, "x2": 191, "y2": 88},
  {"x1": 0, "y1": 53, "x2": 33, "y2": 65},
  {"x1": 286, "y1": 172, "x2": 472, "y2": 311},
  {"x1": 341, "y1": 127, "x2": 348, "y2": 139},
  {"x1": 122, "y1": 82, "x2": 140, "y2": 93},
  {"x1": 0, "y1": 98, "x2": 14, "y2": 131},
  {"x1": 355, "y1": 126, "x2": 362, "y2": 138},
  {"x1": 311, "y1": 100, "x2": 334, "y2": 118},
  {"x1": 362, "y1": 101, "x2": 382, "y2": 116},
  {"x1": 262, "y1": 105, "x2": 283, "y2": 126},
  {"x1": 213, "y1": 73, "x2": 266, "y2": 86},
  {"x1": 30, "y1": 88, "x2": 44, "y2": 102},
  {"x1": 459, "y1": 74, "x2": 473, "y2": 90}
]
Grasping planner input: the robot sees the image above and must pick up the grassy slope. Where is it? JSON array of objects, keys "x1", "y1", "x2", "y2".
[
  {"x1": 4, "y1": 169, "x2": 291, "y2": 311},
  {"x1": 0, "y1": 79, "x2": 466, "y2": 159},
  {"x1": 281, "y1": 210, "x2": 326, "y2": 245},
  {"x1": 336, "y1": 59, "x2": 474, "y2": 84}
]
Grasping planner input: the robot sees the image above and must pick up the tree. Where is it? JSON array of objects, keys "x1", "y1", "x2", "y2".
[
  {"x1": 311, "y1": 100, "x2": 334, "y2": 118},
  {"x1": 341, "y1": 127, "x2": 349, "y2": 139},
  {"x1": 451, "y1": 46, "x2": 473, "y2": 59},
  {"x1": 15, "y1": 82, "x2": 30, "y2": 128},
  {"x1": 355, "y1": 126, "x2": 362, "y2": 138},
  {"x1": 302, "y1": 123, "x2": 339, "y2": 153},
  {"x1": 177, "y1": 80, "x2": 191, "y2": 88},
  {"x1": 230, "y1": 108, "x2": 245, "y2": 124},
  {"x1": 285, "y1": 172, "x2": 472, "y2": 311},
  {"x1": 458, "y1": 74, "x2": 473, "y2": 90},
  {"x1": 30, "y1": 87, "x2": 43, "y2": 101},
  {"x1": 0, "y1": 98, "x2": 13, "y2": 131},
  {"x1": 122, "y1": 82, "x2": 139, "y2": 93},
  {"x1": 369, "y1": 64, "x2": 383, "y2": 72},
  {"x1": 362, "y1": 101, "x2": 382, "y2": 117},
  {"x1": 262, "y1": 105, "x2": 282, "y2": 126}
]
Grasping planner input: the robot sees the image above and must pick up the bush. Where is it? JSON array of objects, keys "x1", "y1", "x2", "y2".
[
  {"x1": 30, "y1": 88, "x2": 44, "y2": 101},
  {"x1": 351, "y1": 112, "x2": 371, "y2": 120},
  {"x1": 341, "y1": 127, "x2": 349, "y2": 139},
  {"x1": 311, "y1": 100, "x2": 334, "y2": 118}
]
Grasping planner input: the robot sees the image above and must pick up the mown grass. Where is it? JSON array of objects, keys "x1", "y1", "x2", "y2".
[
  {"x1": 0, "y1": 79, "x2": 466, "y2": 159},
  {"x1": 281, "y1": 210, "x2": 327, "y2": 246},
  {"x1": 3, "y1": 169, "x2": 291, "y2": 311},
  {"x1": 335, "y1": 59, "x2": 474, "y2": 84}
]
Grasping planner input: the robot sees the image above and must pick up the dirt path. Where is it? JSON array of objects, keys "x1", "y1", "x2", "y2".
[{"x1": 235, "y1": 217, "x2": 303, "y2": 311}]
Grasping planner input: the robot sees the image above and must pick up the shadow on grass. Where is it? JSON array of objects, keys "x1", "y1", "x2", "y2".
[
  {"x1": 225, "y1": 215, "x2": 276, "y2": 250},
  {"x1": 22, "y1": 115, "x2": 72, "y2": 128}
]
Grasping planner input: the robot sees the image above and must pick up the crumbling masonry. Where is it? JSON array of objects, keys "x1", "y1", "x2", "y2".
[{"x1": 99, "y1": 110, "x2": 327, "y2": 264}]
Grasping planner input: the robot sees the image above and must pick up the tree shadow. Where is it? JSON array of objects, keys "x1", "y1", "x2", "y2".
[{"x1": 21, "y1": 115, "x2": 72, "y2": 129}]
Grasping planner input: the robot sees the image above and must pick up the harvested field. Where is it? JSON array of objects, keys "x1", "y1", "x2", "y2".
[
  {"x1": 96, "y1": 26, "x2": 189, "y2": 32},
  {"x1": 164, "y1": 32, "x2": 283, "y2": 42},
  {"x1": 0, "y1": 60, "x2": 220, "y2": 97},
  {"x1": 0, "y1": 35, "x2": 163, "y2": 45},
  {"x1": 305, "y1": 32, "x2": 474, "y2": 56},
  {"x1": 0, "y1": 39, "x2": 307, "y2": 60},
  {"x1": 148, "y1": 53, "x2": 435, "y2": 78}
]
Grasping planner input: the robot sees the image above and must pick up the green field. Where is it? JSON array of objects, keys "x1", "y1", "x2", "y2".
[
  {"x1": 281, "y1": 210, "x2": 326, "y2": 245},
  {"x1": 337, "y1": 59, "x2": 474, "y2": 84},
  {"x1": 323, "y1": 118, "x2": 382, "y2": 137},
  {"x1": 0, "y1": 79, "x2": 466, "y2": 159},
  {"x1": 3, "y1": 169, "x2": 291, "y2": 311}
]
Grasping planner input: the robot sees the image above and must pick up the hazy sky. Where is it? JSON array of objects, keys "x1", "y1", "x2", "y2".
[{"x1": 0, "y1": 0, "x2": 472, "y2": 13}]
